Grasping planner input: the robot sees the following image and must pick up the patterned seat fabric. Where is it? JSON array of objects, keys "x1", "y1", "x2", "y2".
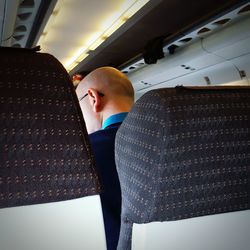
[
  {"x1": 115, "y1": 86, "x2": 250, "y2": 250},
  {"x1": 0, "y1": 47, "x2": 102, "y2": 208}
]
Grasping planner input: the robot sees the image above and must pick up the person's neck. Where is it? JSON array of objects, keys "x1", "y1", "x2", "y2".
[
  {"x1": 101, "y1": 99, "x2": 133, "y2": 127},
  {"x1": 102, "y1": 108, "x2": 130, "y2": 125}
]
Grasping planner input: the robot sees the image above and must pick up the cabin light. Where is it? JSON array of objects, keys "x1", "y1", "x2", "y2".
[
  {"x1": 67, "y1": 62, "x2": 78, "y2": 72},
  {"x1": 88, "y1": 37, "x2": 106, "y2": 51},
  {"x1": 103, "y1": 18, "x2": 127, "y2": 38},
  {"x1": 83, "y1": 31, "x2": 103, "y2": 51},
  {"x1": 77, "y1": 53, "x2": 89, "y2": 62},
  {"x1": 123, "y1": 0, "x2": 149, "y2": 18},
  {"x1": 37, "y1": 0, "x2": 149, "y2": 72},
  {"x1": 65, "y1": 0, "x2": 149, "y2": 72},
  {"x1": 85, "y1": 31, "x2": 103, "y2": 47},
  {"x1": 64, "y1": 46, "x2": 88, "y2": 69},
  {"x1": 66, "y1": 16, "x2": 127, "y2": 70},
  {"x1": 65, "y1": 18, "x2": 127, "y2": 71}
]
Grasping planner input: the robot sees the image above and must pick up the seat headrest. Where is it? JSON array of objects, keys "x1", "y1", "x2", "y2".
[
  {"x1": 0, "y1": 47, "x2": 102, "y2": 208},
  {"x1": 115, "y1": 86, "x2": 250, "y2": 224}
]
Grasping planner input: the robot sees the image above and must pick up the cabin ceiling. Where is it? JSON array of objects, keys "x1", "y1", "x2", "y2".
[
  {"x1": 71, "y1": 0, "x2": 247, "y2": 75},
  {"x1": 0, "y1": 0, "x2": 247, "y2": 76}
]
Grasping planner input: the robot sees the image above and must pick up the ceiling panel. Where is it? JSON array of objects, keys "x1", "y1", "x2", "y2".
[{"x1": 71, "y1": 0, "x2": 246, "y2": 75}]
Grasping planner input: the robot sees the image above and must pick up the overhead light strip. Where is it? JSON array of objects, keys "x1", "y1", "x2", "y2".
[{"x1": 65, "y1": 0, "x2": 149, "y2": 71}]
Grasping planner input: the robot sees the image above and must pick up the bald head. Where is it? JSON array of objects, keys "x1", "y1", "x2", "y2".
[
  {"x1": 77, "y1": 66, "x2": 134, "y2": 100},
  {"x1": 76, "y1": 67, "x2": 134, "y2": 134}
]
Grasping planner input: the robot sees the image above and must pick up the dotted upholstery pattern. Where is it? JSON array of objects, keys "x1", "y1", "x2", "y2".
[
  {"x1": 0, "y1": 47, "x2": 101, "y2": 208},
  {"x1": 115, "y1": 86, "x2": 250, "y2": 250}
]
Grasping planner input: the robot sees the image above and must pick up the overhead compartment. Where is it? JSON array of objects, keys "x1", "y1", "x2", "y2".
[
  {"x1": 0, "y1": 0, "x2": 45, "y2": 48},
  {"x1": 202, "y1": 15, "x2": 250, "y2": 59},
  {"x1": 131, "y1": 41, "x2": 225, "y2": 92},
  {"x1": 135, "y1": 56, "x2": 249, "y2": 100},
  {"x1": 0, "y1": 0, "x2": 19, "y2": 47},
  {"x1": 126, "y1": 4, "x2": 250, "y2": 99}
]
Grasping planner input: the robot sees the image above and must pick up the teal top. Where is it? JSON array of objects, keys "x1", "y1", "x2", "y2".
[{"x1": 102, "y1": 112, "x2": 128, "y2": 129}]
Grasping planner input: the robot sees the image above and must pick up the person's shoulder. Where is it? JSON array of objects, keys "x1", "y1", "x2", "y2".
[{"x1": 89, "y1": 126, "x2": 119, "y2": 144}]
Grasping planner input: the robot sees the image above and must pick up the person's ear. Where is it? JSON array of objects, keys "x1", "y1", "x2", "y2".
[{"x1": 87, "y1": 88, "x2": 102, "y2": 112}]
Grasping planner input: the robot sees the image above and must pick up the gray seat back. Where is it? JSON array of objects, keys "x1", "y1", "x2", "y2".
[
  {"x1": 115, "y1": 86, "x2": 250, "y2": 250},
  {"x1": 0, "y1": 47, "x2": 101, "y2": 208},
  {"x1": 0, "y1": 47, "x2": 106, "y2": 250}
]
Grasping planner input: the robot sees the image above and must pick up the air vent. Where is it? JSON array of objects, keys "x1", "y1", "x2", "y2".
[
  {"x1": 13, "y1": 35, "x2": 25, "y2": 41},
  {"x1": 238, "y1": 4, "x2": 250, "y2": 14},
  {"x1": 14, "y1": 25, "x2": 27, "y2": 32},
  {"x1": 197, "y1": 27, "x2": 211, "y2": 35},
  {"x1": 135, "y1": 63, "x2": 145, "y2": 66},
  {"x1": 18, "y1": 12, "x2": 32, "y2": 21},
  {"x1": 213, "y1": 18, "x2": 231, "y2": 26},
  {"x1": 12, "y1": 44, "x2": 21, "y2": 48},
  {"x1": 179, "y1": 37, "x2": 192, "y2": 43},
  {"x1": 121, "y1": 59, "x2": 146, "y2": 74},
  {"x1": 20, "y1": 0, "x2": 35, "y2": 8}
]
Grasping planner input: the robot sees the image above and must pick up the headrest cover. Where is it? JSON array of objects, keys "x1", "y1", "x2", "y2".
[
  {"x1": 115, "y1": 87, "x2": 250, "y2": 224},
  {"x1": 0, "y1": 48, "x2": 101, "y2": 208}
]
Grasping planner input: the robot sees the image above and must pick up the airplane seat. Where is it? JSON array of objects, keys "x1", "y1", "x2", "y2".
[
  {"x1": 115, "y1": 86, "x2": 250, "y2": 250},
  {"x1": 0, "y1": 47, "x2": 106, "y2": 250}
]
